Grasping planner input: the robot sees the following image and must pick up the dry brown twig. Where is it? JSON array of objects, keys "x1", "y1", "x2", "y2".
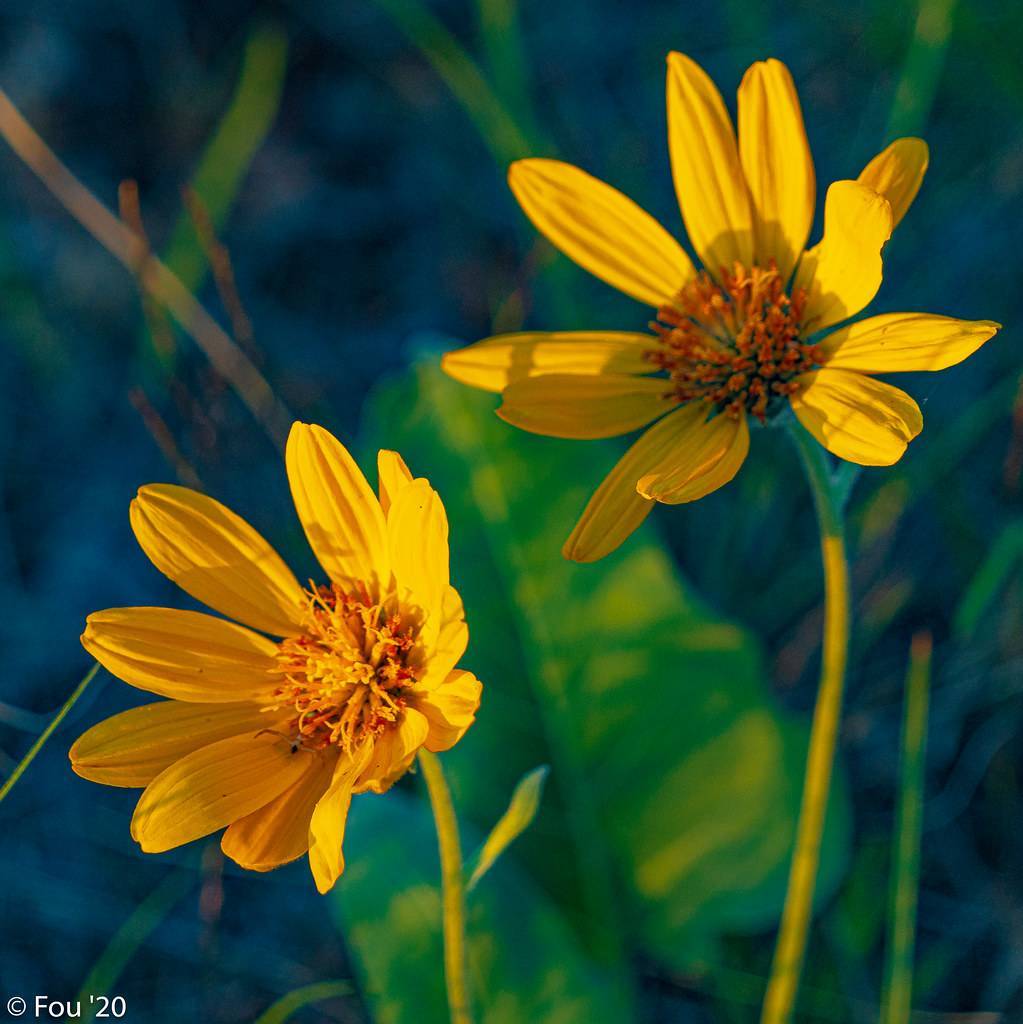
[{"x1": 0, "y1": 88, "x2": 292, "y2": 450}]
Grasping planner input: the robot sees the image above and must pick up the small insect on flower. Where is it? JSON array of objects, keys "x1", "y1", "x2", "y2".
[
  {"x1": 70, "y1": 424, "x2": 481, "y2": 893},
  {"x1": 442, "y1": 53, "x2": 1000, "y2": 563}
]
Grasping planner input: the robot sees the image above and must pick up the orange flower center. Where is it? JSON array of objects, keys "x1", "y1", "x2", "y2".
[
  {"x1": 268, "y1": 583, "x2": 421, "y2": 753},
  {"x1": 648, "y1": 260, "x2": 823, "y2": 423}
]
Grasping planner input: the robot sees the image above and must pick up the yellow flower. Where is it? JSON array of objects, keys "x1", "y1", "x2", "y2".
[
  {"x1": 70, "y1": 424, "x2": 481, "y2": 893},
  {"x1": 442, "y1": 54, "x2": 1000, "y2": 562}
]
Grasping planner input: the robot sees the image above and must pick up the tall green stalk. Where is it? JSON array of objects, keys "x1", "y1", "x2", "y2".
[
  {"x1": 419, "y1": 750, "x2": 473, "y2": 1024},
  {"x1": 760, "y1": 422, "x2": 852, "y2": 1024}
]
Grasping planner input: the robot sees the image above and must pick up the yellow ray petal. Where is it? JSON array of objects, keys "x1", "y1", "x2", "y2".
[
  {"x1": 221, "y1": 751, "x2": 336, "y2": 872},
  {"x1": 130, "y1": 732, "x2": 311, "y2": 854},
  {"x1": 858, "y1": 137, "x2": 928, "y2": 229},
  {"x1": 356, "y1": 707, "x2": 430, "y2": 794},
  {"x1": 377, "y1": 449, "x2": 414, "y2": 515},
  {"x1": 441, "y1": 331, "x2": 656, "y2": 394},
  {"x1": 498, "y1": 374, "x2": 674, "y2": 439},
  {"x1": 415, "y1": 670, "x2": 483, "y2": 753},
  {"x1": 387, "y1": 479, "x2": 449, "y2": 638},
  {"x1": 131, "y1": 484, "x2": 305, "y2": 637},
  {"x1": 508, "y1": 158, "x2": 694, "y2": 307},
  {"x1": 822, "y1": 313, "x2": 1000, "y2": 373},
  {"x1": 738, "y1": 58, "x2": 815, "y2": 279},
  {"x1": 70, "y1": 700, "x2": 275, "y2": 788},
  {"x1": 286, "y1": 423, "x2": 390, "y2": 599},
  {"x1": 419, "y1": 585, "x2": 468, "y2": 689},
  {"x1": 790, "y1": 368, "x2": 922, "y2": 466},
  {"x1": 562, "y1": 403, "x2": 708, "y2": 563},
  {"x1": 308, "y1": 744, "x2": 372, "y2": 894},
  {"x1": 796, "y1": 180, "x2": 893, "y2": 332},
  {"x1": 81, "y1": 607, "x2": 280, "y2": 703},
  {"x1": 637, "y1": 410, "x2": 749, "y2": 504},
  {"x1": 667, "y1": 51, "x2": 753, "y2": 274}
]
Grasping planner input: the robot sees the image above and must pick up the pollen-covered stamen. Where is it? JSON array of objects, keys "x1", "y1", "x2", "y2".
[
  {"x1": 267, "y1": 583, "x2": 420, "y2": 753},
  {"x1": 647, "y1": 260, "x2": 823, "y2": 423}
]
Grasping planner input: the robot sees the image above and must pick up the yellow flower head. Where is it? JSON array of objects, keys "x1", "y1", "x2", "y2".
[
  {"x1": 71, "y1": 423, "x2": 481, "y2": 893},
  {"x1": 442, "y1": 54, "x2": 1000, "y2": 562}
]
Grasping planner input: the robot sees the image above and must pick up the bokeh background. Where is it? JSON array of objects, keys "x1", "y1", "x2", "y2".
[{"x1": 1, "y1": 0, "x2": 1021, "y2": 1020}]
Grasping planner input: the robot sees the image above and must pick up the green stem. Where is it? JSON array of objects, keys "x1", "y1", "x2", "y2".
[
  {"x1": 880, "y1": 632, "x2": 932, "y2": 1024},
  {"x1": 760, "y1": 423, "x2": 852, "y2": 1024},
  {"x1": 0, "y1": 662, "x2": 99, "y2": 806},
  {"x1": 419, "y1": 750, "x2": 473, "y2": 1024}
]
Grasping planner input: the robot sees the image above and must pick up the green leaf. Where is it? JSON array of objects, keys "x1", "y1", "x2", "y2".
[
  {"x1": 359, "y1": 353, "x2": 850, "y2": 970},
  {"x1": 333, "y1": 790, "x2": 628, "y2": 1024},
  {"x1": 467, "y1": 764, "x2": 549, "y2": 892},
  {"x1": 952, "y1": 521, "x2": 1023, "y2": 640},
  {"x1": 252, "y1": 982, "x2": 353, "y2": 1024},
  {"x1": 162, "y1": 23, "x2": 288, "y2": 294},
  {"x1": 361, "y1": 0, "x2": 536, "y2": 167},
  {"x1": 145, "y1": 23, "x2": 288, "y2": 373}
]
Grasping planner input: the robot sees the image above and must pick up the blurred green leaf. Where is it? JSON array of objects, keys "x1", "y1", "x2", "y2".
[
  {"x1": 359, "y1": 354, "x2": 850, "y2": 971},
  {"x1": 880, "y1": 633, "x2": 932, "y2": 1024},
  {"x1": 77, "y1": 869, "x2": 193, "y2": 1023},
  {"x1": 953, "y1": 521, "x2": 1023, "y2": 640},
  {"x1": 886, "y1": 0, "x2": 958, "y2": 138},
  {"x1": 163, "y1": 24, "x2": 288, "y2": 292},
  {"x1": 467, "y1": 764, "x2": 549, "y2": 893},
  {"x1": 366, "y1": 0, "x2": 537, "y2": 166},
  {"x1": 148, "y1": 23, "x2": 288, "y2": 370},
  {"x1": 334, "y1": 791, "x2": 628, "y2": 1024},
  {"x1": 252, "y1": 981, "x2": 353, "y2": 1024},
  {"x1": 474, "y1": 0, "x2": 541, "y2": 147}
]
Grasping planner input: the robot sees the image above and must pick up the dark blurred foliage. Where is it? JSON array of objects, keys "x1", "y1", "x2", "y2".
[{"x1": 2, "y1": 0, "x2": 1023, "y2": 1020}]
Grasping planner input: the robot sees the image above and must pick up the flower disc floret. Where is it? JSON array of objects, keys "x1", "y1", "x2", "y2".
[
  {"x1": 649, "y1": 260, "x2": 823, "y2": 422},
  {"x1": 270, "y1": 582, "x2": 421, "y2": 753}
]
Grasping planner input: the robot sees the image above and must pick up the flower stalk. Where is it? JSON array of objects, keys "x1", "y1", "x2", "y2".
[
  {"x1": 760, "y1": 419, "x2": 852, "y2": 1024},
  {"x1": 419, "y1": 749, "x2": 473, "y2": 1024}
]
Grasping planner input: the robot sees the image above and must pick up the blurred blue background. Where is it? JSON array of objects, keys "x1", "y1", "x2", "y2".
[{"x1": 1, "y1": 0, "x2": 1022, "y2": 1020}]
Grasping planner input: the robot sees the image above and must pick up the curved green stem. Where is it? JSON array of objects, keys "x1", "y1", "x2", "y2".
[
  {"x1": 760, "y1": 422, "x2": 851, "y2": 1024},
  {"x1": 419, "y1": 750, "x2": 473, "y2": 1024}
]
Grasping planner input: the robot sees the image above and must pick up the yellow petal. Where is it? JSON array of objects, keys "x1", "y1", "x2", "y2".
[
  {"x1": 221, "y1": 751, "x2": 336, "y2": 872},
  {"x1": 377, "y1": 449, "x2": 414, "y2": 515},
  {"x1": 420, "y1": 585, "x2": 469, "y2": 689},
  {"x1": 637, "y1": 410, "x2": 749, "y2": 504},
  {"x1": 81, "y1": 607, "x2": 280, "y2": 703},
  {"x1": 441, "y1": 331, "x2": 655, "y2": 394},
  {"x1": 415, "y1": 670, "x2": 482, "y2": 753},
  {"x1": 858, "y1": 138, "x2": 928, "y2": 229},
  {"x1": 356, "y1": 707, "x2": 430, "y2": 794},
  {"x1": 790, "y1": 368, "x2": 922, "y2": 466},
  {"x1": 796, "y1": 180, "x2": 893, "y2": 332},
  {"x1": 131, "y1": 732, "x2": 311, "y2": 854},
  {"x1": 498, "y1": 374, "x2": 674, "y2": 439},
  {"x1": 667, "y1": 51, "x2": 753, "y2": 274},
  {"x1": 562, "y1": 403, "x2": 708, "y2": 563},
  {"x1": 286, "y1": 423, "x2": 390, "y2": 599},
  {"x1": 738, "y1": 58, "x2": 815, "y2": 279},
  {"x1": 131, "y1": 484, "x2": 305, "y2": 637},
  {"x1": 508, "y1": 158, "x2": 694, "y2": 307},
  {"x1": 308, "y1": 745, "x2": 372, "y2": 894},
  {"x1": 70, "y1": 701, "x2": 275, "y2": 788},
  {"x1": 821, "y1": 313, "x2": 1000, "y2": 373},
  {"x1": 387, "y1": 478, "x2": 449, "y2": 635}
]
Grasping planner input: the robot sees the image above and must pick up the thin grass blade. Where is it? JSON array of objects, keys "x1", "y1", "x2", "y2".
[{"x1": 0, "y1": 663, "x2": 99, "y2": 807}]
